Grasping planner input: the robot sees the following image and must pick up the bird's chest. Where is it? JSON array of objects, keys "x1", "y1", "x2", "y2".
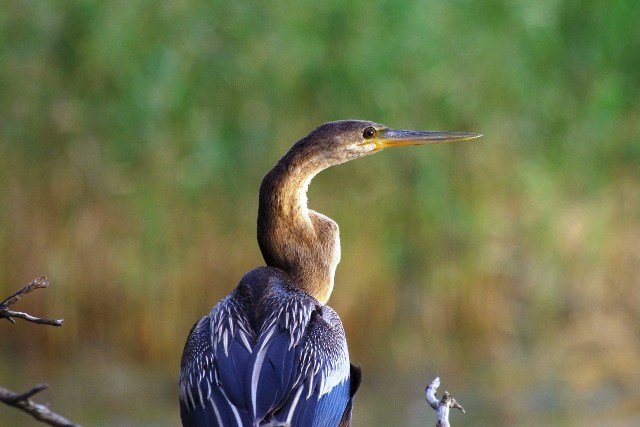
[{"x1": 309, "y1": 212, "x2": 341, "y2": 271}]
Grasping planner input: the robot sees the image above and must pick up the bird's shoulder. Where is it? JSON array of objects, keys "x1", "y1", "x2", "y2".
[{"x1": 213, "y1": 266, "x2": 345, "y2": 347}]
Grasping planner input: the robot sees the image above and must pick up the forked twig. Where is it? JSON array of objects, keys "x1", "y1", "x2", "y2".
[
  {"x1": 0, "y1": 276, "x2": 63, "y2": 326},
  {"x1": 426, "y1": 377, "x2": 465, "y2": 427},
  {"x1": 0, "y1": 384, "x2": 78, "y2": 427}
]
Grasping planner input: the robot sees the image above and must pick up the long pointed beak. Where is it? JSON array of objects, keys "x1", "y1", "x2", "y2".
[{"x1": 373, "y1": 128, "x2": 482, "y2": 150}]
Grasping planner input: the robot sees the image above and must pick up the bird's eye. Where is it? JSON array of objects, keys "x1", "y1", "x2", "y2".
[{"x1": 363, "y1": 127, "x2": 376, "y2": 139}]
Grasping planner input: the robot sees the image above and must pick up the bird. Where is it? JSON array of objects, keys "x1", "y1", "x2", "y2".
[{"x1": 179, "y1": 120, "x2": 481, "y2": 427}]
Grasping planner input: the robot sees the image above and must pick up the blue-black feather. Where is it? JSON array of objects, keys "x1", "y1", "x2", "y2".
[
  {"x1": 313, "y1": 379, "x2": 350, "y2": 427},
  {"x1": 179, "y1": 266, "x2": 353, "y2": 427},
  {"x1": 216, "y1": 337, "x2": 251, "y2": 409}
]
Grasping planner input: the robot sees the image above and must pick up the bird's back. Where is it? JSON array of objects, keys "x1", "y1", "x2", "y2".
[{"x1": 179, "y1": 267, "x2": 352, "y2": 427}]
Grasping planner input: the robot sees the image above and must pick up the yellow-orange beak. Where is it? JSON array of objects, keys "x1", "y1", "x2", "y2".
[{"x1": 371, "y1": 128, "x2": 482, "y2": 150}]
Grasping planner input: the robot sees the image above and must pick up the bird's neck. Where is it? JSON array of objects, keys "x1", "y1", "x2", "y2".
[{"x1": 257, "y1": 151, "x2": 341, "y2": 305}]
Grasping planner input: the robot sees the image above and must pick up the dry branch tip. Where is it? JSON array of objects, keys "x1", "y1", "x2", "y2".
[
  {"x1": 425, "y1": 377, "x2": 464, "y2": 427},
  {"x1": 0, "y1": 276, "x2": 63, "y2": 326}
]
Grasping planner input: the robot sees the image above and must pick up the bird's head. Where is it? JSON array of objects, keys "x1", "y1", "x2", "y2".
[{"x1": 292, "y1": 120, "x2": 482, "y2": 168}]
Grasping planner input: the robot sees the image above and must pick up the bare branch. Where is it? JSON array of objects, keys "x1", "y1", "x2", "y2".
[
  {"x1": 426, "y1": 376, "x2": 441, "y2": 410},
  {"x1": 0, "y1": 384, "x2": 79, "y2": 427},
  {"x1": 3, "y1": 383, "x2": 48, "y2": 403},
  {"x1": 0, "y1": 276, "x2": 64, "y2": 326},
  {"x1": 426, "y1": 377, "x2": 465, "y2": 427},
  {"x1": 1, "y1": 276, "x2": 77, "y2": 425}
]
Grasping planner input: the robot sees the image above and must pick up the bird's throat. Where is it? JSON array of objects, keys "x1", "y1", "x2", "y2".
[{"x1": 257, "y1": 160, "x2": 340, "y2": 304}]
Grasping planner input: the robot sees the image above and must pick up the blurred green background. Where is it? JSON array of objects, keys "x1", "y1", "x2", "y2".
[{"x1": 1, "y1": 0, "x2": 639, "y2": 425}]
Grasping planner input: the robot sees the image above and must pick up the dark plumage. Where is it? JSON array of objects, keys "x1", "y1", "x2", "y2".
[{"x1": 179, "y1": 120, "x2": 480, "y2": 427}]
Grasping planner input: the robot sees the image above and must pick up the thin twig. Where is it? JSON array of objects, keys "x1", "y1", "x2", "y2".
[
  {"x1": 426, "y1": 377, "x2": 465, "y2": 427},
  {"x1": 3, "y1": 383, "x2": 48, "y2": 403},
  {"x1": 0, "y1": 276, "x2": 64, "y2": 326},
  {"x1": 0, "y1": 384, "x2": 79, "y2": 427}
]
